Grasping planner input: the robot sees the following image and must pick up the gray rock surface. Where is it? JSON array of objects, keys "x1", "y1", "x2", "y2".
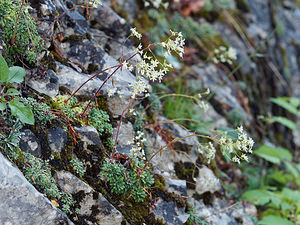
[
  {"x1": 55, "y1": 170, "x2": 123, "y2": 225},
  {"x1": 188, "y1": 197, "x2": 255, "y2": 225},
  {"x1": 146, "y1": 116, "x2": 200, "y2": 177},
  {"x1": 25, "y1": 69, "x2": 59, "y2": 98},
  {"x1": 190, "y1": 166, "x2": 222, "y2": 195},
  {"x1": 0, "y1": 152, "x2": 73, "y2": 225},
  {"x1": 75, "y1": 126, "x2": 102, "y2": 147},
  {"x1": 165, "y1": 177, "x2": 187, "y2": 196},
  {"x1": 47, "y1": 127, "x2": 68, "y2": 153},
  {"x1": 113, "y1": 122, "x2": 135, "y2": 147},
  {"x1": 19, "y1": 129, "x2": 42, "y2": 157},
  {"x1": 152, "y1": 197, "x2": 189, "y2": 225}
]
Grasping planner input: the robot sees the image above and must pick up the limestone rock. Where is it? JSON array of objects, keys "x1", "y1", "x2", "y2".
[
  {"x1": 25, "y1": 69, "x2": 59, "y2": 98},
  {"x1": 0, "y1": 152, "x2": 73, "y2": 225},
  {"x1": 188, "y1": 197, "x2": 254, "y2": 225},
  {"x1": 47, "y1": 127, "x2": 68, "y2": 154},
  {"x1": 55, "y1": 170, "x2": 123, "y2": 225},
  {"x1": 152, "y1": 197, "x2": 189, "y2": 225},
  {"x1": 19, "y1": 129, "x2": 42, "y2": 158}
]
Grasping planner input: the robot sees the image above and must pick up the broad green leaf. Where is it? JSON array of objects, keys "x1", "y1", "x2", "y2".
[
  {"x1": 270, "y1": 97, "x2": 299, "y2": 115},
  {"x1": 257, "y1": 215, "x2": 294, "y2": 225},
  {"x1": 281, "y1": 188, "x2": 300, "y2": 202},
  {"x1": 8, "y1": 100, "x2": 34, "y2": 125},
  {"x1": 254, "y1": 145, "x2": 292, "y2": 164},
  {"x1": 280, "y1": 202, "x2": 293, "y2": 211},
  {"x1": 242, "y1": 190, "x2": 276, "y2": 206},
  {"x1": 7, "y1": 66, "x2": 26, "y2": 83},
  {"x1": 6, "y1": 88, "x2": 20, "y2": 96},
  {"x1": 271, "y1": 116, "x2": 296, "y2": 130},
  {"x1": 267, "y1": 170, "x2": 293, "y2": 185},
  {"x1": 283, "y1": 161, "x2": 298, "y2": 178},
  {"x1": 0, "y1": 102, "x2": 6, "y2": 111},
  {"x1": 290, "y1": 97, "x2": 300, "y2": 108},
  {"x1": 0, "y1": 55, "x2": 10, "y2": 82}
]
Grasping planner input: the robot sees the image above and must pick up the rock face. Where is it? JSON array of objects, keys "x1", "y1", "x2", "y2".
[
  {"x1": 55, "y1": 170, "x2": 123, "y2": 225},
  {"x1": 25, "y1": 69, "x2": 59, "y2": 98},
  {"x1": 5, "y1": 0, "x2": 300, "y2": 224},
  {"x1": 0, "y1": 152, "x2": 73, "y2": 225},
  {"x1": 153, "y1": 198, "x2": 189, "y2": 225},
  {"x1": 19, "y1": 129, "x2": 42, "y2": 157},
  {"x1": 188, "y1": 197, "x2": 255, "y2": 225},
  {"x1": 47, "y1": 127, "x2": 68, "y2": 154}
]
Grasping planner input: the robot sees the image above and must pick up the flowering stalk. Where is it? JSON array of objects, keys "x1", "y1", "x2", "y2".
[{"x1": 111, "y1": 97, "x2": 135, "y2": 159}]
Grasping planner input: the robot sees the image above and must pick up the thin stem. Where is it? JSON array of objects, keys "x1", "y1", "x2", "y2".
[
  {"x1": 10, "y1": 0, "x2": 25, "y2": 46},
  {"x1": 142, "y1": 133, "x2": 212, "y2": 170},
  {"x1": 143, "y1": 93, "x2": 199, "y2": 113},
  {"x1": 65, "y1": 64, "x2": 120, "y2": 103},
  {"x1": 79, "y1": 65, "x2": 121, "y2": 116},
  {"x1": 111, "y1": 97, "x2": 135, "y2": 159}
]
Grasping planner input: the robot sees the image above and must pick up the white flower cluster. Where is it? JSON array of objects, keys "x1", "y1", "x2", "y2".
[
  {"x1": 126, "y1": 28, "x2": 185, "y2": 98},
  {"x1": 197, "y1": 142, "x2": 216, "y2": 164},
  {"x1": 129, "y1": 77, "x2": 151, "y2": 98},
  {"x1": 161, "y1": 30, "x2": 185, "y2": 58},
  {"x1": 197, "y1": 126, "x2": 254, "y2": 164},
  {"x1": 107, "y1": 78, "x2": 124, "y2": 98},
  {"x1": 144, "y1": 0, "x2": 169, "y2": 9},
  {"x1": 219, "y1": 126, "x2": 254, "y2": 164},
  {"x1": 197, "y1": 89, "x2": 210, "y2": 112},
  {"x1": 212, "y1": 46, "x2": 237, "y2": 65},
  {"x1": 89, "y1": 0, "x2": 102, "y2": 8},
  {"x1": 130, "y1": 27, "x2": 142, "y2": 40},
  {"x1": 128, "y1": 131, "x2": 147, "y2": 160}
]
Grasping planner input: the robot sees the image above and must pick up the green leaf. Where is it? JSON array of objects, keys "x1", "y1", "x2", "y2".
[
  {"x1": 6, "y1": 88, "x2": 20, "y2": 96},
  {"x1": 283, "y1": 161, "x2": 298, "y2": 178},
  {"x1": 281, "y1": 188, "x2": 300, "y2": 202},
  {"x1": 0, "y1": 55, "x2": 10, "y2": 82},
  {"x1": 8, "y1": 100, "x2": 34, "y2": 125},
  {"x1": 242, "y1": 190, "x2": 274, "y2": 206},
  {"x1": 254, "y1": 145, "x2": 292, "y2": 164},
  {"x1": 7, "y1": 66, "x2": 26, "y2": 83},
  {"x1": 270, "y1": 97, "x2": 299, "y2": 115},
  {"x1": 271, "y1": 116, "x2": 296, "y2": 130},
  {"x1": 257, "y1": 215, "x2": 293, "y2": 225},
  {"x1": 289, "y1": 97, "x2": 300, "y2": 108},
  {"x1": 0, "y1": 102, "x2": 6, "y2": 111}
]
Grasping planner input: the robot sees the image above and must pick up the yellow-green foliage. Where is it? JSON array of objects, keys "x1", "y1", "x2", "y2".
[{"x1": 54, "y1": 95, "x2": 113, "y2": 136}]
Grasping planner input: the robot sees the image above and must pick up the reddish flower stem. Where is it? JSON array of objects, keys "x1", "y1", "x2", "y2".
[
  {"x1": 79, "y1": 65, "x2": 121, "y2": 117},
  {"x1": 65, "y1": 64, "x2": 120, "y2": 103},
  {"x1": 111, "y1": 97, "x2": 135, "y2": 159}
]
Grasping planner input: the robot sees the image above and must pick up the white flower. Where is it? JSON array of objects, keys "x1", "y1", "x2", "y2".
[
  {"x1": 129, "y1": 77, "x2": 150, "y2": 98},
  {"x1": 227, "y1": 47, "x2": 237, "y2": 60},
  {"x1": 89, "y1": 0, "x2": 102, "y2": 8},
  {"x1": 122, "y1": 61, "x2": 128, "y2": 70},
  {"x1": 237, "y1": 125, "x2": 243, "y2": 133},
  {"x1": 241, "y1": 154, "x2": 249, "y2": 162},
  {"x1": 212, "y1": 46, "x2": 237, "y2": 64},
  {"x1": 198, "y1": 100, "x2": 209, "y2": 112},
  {"x1": 161, "y1": 30, "x2": 185, "y2": 58},
  {"x1": 130, "y1": 27, "x2": 142, "y2": 40},
  {"x1": 219, "y1": 137, "x2": 226, "y2": 145},
  {"x1": 107, "y1": 87, "x2": 117, "y2": 97},
  {"x1": 232, "y1": 156, "x2": 240, "y2": 164}
]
